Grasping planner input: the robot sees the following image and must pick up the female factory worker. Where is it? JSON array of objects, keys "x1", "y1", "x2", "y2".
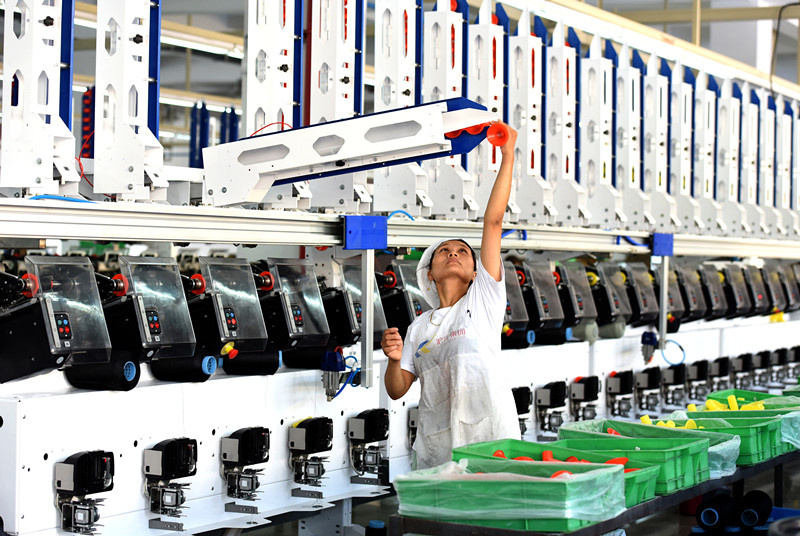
[{"x1": 381, "y1": 122, "x2": 520, "y2": 469}]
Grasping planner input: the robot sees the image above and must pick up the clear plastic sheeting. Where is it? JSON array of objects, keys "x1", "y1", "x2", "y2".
[
  {"x1": 558, "y1": 419, "x2": 740, "y2": 478},
  {"x1": 395, "y1": 458, "x2": 625, "y2": 522},
  {"x1": 779, "y1": 411, "x2": 800, "y2": 448},
  {"x1": 760, "y1": 396, "x2": 800, "y2": 409}
]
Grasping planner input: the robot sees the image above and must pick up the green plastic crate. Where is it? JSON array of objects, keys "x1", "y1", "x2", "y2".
[
  {"x1": 671, "y1": 418, "x2": 779, "y2": 465},
  {"x1": 395, "y1": 458, "x2": 625, "y2": 532},
  {"x1": 550, "y1": 437, "x2": 707, "y2": 495},
  {"x1": 451, "y1": 439, "x2": 660, "y2": 507},
  {"x1": 687, "y1": 410, "x2": 800, "y2": 455},
  {"x1": 557, "y1": 419, "x2": 733, "y2": 480},
  {"x1": 707, "y1": 389, "x2": 780, "y2": 405}
]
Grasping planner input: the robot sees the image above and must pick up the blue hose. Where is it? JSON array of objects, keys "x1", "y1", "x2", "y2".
[
  {"x1": 388, "y1": 210, "x2": 415, "y2": 221},
  {"x1": 621, "y1": 235, "x2": 648, "y2": 247},
  {"x1": 29, "y1": 194, "x2": 94, "y2": 203}
]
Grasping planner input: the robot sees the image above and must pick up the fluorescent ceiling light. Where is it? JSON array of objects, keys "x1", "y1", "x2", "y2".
[
  {"x1": 158, "y1": 97, "x2": 196, "y2": 108},
  {"x1": 74, "y1": 19, "x2": 97, "y2": 30},
  {"x1": 72, "y1": 84, "x2": 88, "y2": 93},
  {"x1": 159, "y1": 131, "x2": 177, "y2": 139},
  {"x1": 161, "y1": 36, "x2": 231, "y2": 56}
]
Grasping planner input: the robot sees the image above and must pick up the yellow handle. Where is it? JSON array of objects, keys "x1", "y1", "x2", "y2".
[{"x1": 292, "y1": 417, "x2": 312, "y2": 428}]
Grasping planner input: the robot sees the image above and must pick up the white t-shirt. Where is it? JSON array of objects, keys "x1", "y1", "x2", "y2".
[{"x1": 400, "y1": 259, "x2": 506, "y2": 378}]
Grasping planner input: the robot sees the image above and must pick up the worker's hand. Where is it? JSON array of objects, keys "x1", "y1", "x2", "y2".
[
  {"x1": 497, "y1": 122, "x2": 518, "y2": 158},
  {"x1": 381, "y1": 327, "x2": 403, "y2": 362}
]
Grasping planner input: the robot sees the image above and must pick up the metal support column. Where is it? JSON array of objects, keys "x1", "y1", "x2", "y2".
[
  {"x1": 658, "y1": 255, "x2": 670, "y2": 349},
  {"x1": 775, "y1": 464, "x2": 784, "y2": 507},
  {"x1": 361, "y1": 250, "x2": 375, "y2": 389}
]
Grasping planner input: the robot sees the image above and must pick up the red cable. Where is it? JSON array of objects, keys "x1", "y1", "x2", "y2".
[
  {"x1": 74, "y1": 130, "x2": 116, "y2": 199},
  {"x1": 249, "y1": 121, "x2": 293, "y2": 137}
]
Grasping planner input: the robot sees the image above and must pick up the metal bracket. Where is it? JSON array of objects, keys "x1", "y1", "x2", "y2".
[
  {"x1": 292, "y1": 487, "x2": 324, "y2": 499},
  {"x1": 149, "y1": 518, "x2": 184, "y2": 531},
  {"x1": 225, "y1": 502, "x2": 260, "y2": 514},
  {"x1": 350, "y1": 476, "x2": 382, "y2": 485}
]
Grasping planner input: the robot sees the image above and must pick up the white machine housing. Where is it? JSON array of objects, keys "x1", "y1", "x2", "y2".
[
  {"x1": 0, "y1": 0, "x2": 80, "y2": 197},
  {"x1": 548, "y1": 23, "x2": 589, "y2": 226},
  {"x1": 716, "y1": 79, "x2": 749, "y2": 236},
  {"x1": 581, "y1": 36, "x2": 623, "y2": 228},
  {"x1": 92, "y1": 0, "x2": 167, "y2": 202},
  {"x1": 371, "y1": 0, "x2": 432, "y2": 218},
  {"x1": 508, "y1": 9, "x2": 555, "y2": 224}
]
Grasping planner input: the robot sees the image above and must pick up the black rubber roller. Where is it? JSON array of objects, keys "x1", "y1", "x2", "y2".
[
  {"x1": 696, "y1": 491, "x2": 735, "y2": 532},
  {"x1": 64, "y1": 356, "x2": 141, "y2": 391},
  {"x1": 221, "y1": 350, "x2": 280, "y2": 376},
  {"x1": 736, "y1": 490, "x2": 773, "y2": 528},
  {"x1": 149, "y1": 355, "x2": 217, "y2": 382}
]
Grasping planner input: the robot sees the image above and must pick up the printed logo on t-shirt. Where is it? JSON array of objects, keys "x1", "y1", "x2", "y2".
[
  {"x1": 414, "y1": 328, "x2": 467, "y2": 359},
  {"x1": 415, "y1": 340, "x2": 431, "y2": 359}
]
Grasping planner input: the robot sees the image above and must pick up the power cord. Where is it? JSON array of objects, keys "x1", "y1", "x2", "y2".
[{"x1": 770, "y1": 2, "x2": 800, "y2": 100}]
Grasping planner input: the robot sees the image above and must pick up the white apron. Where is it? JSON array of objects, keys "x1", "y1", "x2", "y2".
[{"x1": 413, "y1": 296, "x2": 520, "y2": 469}]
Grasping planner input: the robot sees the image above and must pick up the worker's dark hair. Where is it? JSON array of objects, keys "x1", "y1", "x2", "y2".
[{"x1": 428, "y1": 239, "x2": 477, "y2": 271}]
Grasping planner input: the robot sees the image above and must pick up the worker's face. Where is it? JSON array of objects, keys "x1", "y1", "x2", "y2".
[{"x1": 428, "y1": 241, "x2": 476, "y2": 285}]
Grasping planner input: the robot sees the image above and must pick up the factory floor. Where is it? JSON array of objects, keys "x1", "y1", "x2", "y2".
[{"x1": 203, "y1": 458, "x2": 800, "y2": 536}]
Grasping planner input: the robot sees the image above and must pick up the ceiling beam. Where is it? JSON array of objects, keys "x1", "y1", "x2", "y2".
[
  {"x1": 616, "y1": 5, "x2": 800, "y2": 24},
  {"x1": 494, "y1": 0, "x2": 800, "y2": 98}
]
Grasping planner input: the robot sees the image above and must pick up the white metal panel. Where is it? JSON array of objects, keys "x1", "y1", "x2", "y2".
[
  {"x1": 93, "y1": 0, "x2": 166, "y2": 202},
  {"x1": 694, "y1": 72, "x2": 725, "y2": 234},
  {"x1": 371, "y1": 0, "x2": 430, "y2": 218},
  {"x1": 469, "y1": 0, "x2": 512, "y2": 220},
  {"x1": 794, "y1": 103, "x2": 800, "y2": 227},
  {"x1": 581, "y1": 36, "x2": 623, "y2": 228},
  {"x1": 508, "y1": 9, "x2": 555, "y2": 225},
  {"x1": 757, "y1": 89, "x2": 784, "y2": 236},
  {"x1": 202, "y1": 104, "x2": 455, "y2": 207},
  {"x1": 245, "y1": 0, "x2": 309, "y2": 210},
  {"x1": 307, "y1": 0, "x2": 369, "y2": 213},
  {"x1": 775, "y1": 97, "x2": 799, "y2": 236},
  {"x1": 243, "y1": 0, "x2": 298, "y2": 137},
  {"x1": 0, "y1": 0, "x2": 80, "y2": 197},
  {"x1": 716, "y1": 79, "x2": 749, "y2": 236},
  {"x1": 422, "y1": 3, "x2": 477, "y2": 220},
  {"x1": 548, "y1": 23, "x2": 589, "y2": 226},
  {"x1": 671, "y1": 63, "x2": 703, "y2": 233},
  {"x1": 642, "y1": 54, "x2": 679, "y2": 231},
  {"x1": 740, "y1": 84, "x2": 768, "y2": 235},
  {"x1": 615, "y1": 44, "x2": 652, "y2": 230}
]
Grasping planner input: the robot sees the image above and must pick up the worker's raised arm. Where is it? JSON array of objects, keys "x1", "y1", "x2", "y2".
[{"x1": 480, "y1": 123, "x2": 518, "y2": 281}]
